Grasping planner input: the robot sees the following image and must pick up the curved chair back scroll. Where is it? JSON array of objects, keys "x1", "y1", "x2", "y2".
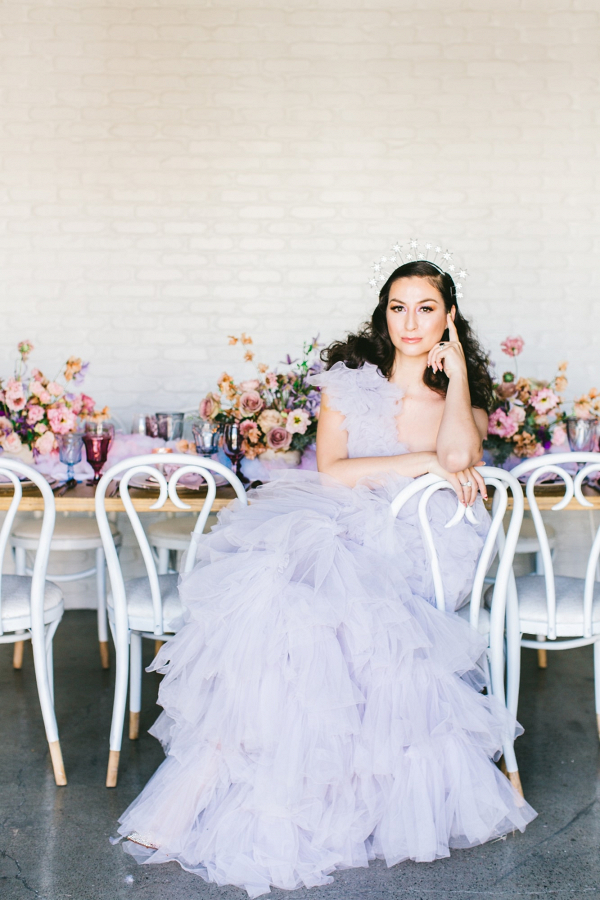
[{"x1": 95, "y1": 453, "x2": 247, "y2": 638}]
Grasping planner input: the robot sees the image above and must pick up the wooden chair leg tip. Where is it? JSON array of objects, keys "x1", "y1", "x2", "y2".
[
  {"x1": 99, "y1": 641, "x2": 110, "y2": 669},
  {"x1": 537, "y1": 648, "x2": 548, "y2": 669},
  {"x1": 13, "y1": 640, "x2": 25, "y2": 670},
  {"x1": 129, "y1": 711, "x2": 140, "y2": 741},
  {"x1": 508, "y1": 769, "x2": 524, "y2": 799},
  {"x1": 48, "y1": 741, "x2": 67, "y2": 786},
  {"x1": 106, "y1": 750, "x2": 120, "y2": 788}
]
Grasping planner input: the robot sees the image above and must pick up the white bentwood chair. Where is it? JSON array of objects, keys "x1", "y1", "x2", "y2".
[
  {"x1": 390, "y1": 466, "x2": 525, "y2": 795},
  {"x1": 503, "y1": 452, "x2": 600, "y2": 741},
  {"x1": 95, "y1": 453, "x2": 247, "y2": 788},
  {"x1": 0, "y1": 459, "x2": 66, "y2": 785},
  {"x1": 10, "y1": 512, "x2": 121, "y2": 669}
]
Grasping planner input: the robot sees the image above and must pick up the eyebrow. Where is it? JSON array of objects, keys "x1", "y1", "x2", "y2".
[{"x1": 388, "y1": 297, "x2": 441, "y2": 304}]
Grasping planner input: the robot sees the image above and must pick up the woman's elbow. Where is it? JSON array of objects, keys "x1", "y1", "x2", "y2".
[{"x1": 439, "y1": 446, "x2": 482, "y2": 473}]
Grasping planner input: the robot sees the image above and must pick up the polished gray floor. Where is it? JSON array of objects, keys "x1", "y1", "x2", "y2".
[{"x1": 1, "y1": 611, "x2": 600, "y2": 900}]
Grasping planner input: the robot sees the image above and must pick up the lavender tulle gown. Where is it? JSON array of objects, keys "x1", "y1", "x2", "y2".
[{"x1": 116, "y1": 362, "x2": 536, "y2": 897}]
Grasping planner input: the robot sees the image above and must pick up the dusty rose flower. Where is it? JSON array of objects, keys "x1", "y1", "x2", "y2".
[
  {"x1": 5, "y1": 378, "x2": 26, "y2": 411},
  {"x1": 80, "y1": 394, "x2": 96, "y2": 416},
  {"x1": 0, "y1": 431, "x2": 22, "y2": 453},
  {"x1": 239, "y1": 390, "x2": 263, "y2": 418},
  {"x1": 551, "y1": 424, "x2": 567, "y2": 446},
  {"x1": 240, "y1": 379, "x2": 260, "y2": 391},
  {"x1": 240, "y1": 420, "x2": 260, "y2": 443},
  {"x1": 497, "y1": 381, "x2": 517, "y2": 400},
  {"x1": 69, "y1": 395, "x2": 83, "y2": 415},
  {"x1": 286, "y1": 408, "x2": 310, "y2": 435},
  {"x1": 266, "y1": 426, "x2": 292, "y2": 451},
  {"x1": 488, "y1": 409, "x2": 518, "y2": 439},
  {"x1": 47, "y1": 381, "x2": 64, "y2": 398},
  {"x1": 257, "y1": 409, "x2": 283, "y2": 433},
  {"x1": 530, "y1": 388, "x2": 560, "y2": 415},
  {"x1": 34, "y1": 431, "x2": 56, "y2": 454},
  {"x1": 26, "y1": 404, "x2": 45, "y2": 426},
  {"x1": 501, "y1": 336, "x2": 524, "y2": 357},
  {"x1": 508, "y1": 405, "x2": 526, "y2": 425},
  {"x1": 47, "y1": 406, "x2": 77, "y2": 435},
  {"x1": 514, "y1": 432, "x2": 544, "y2": 458},
  {"x1": 199, "y1": 393, "x2": 220, "y2": 419},
  {"x1": 18, "y1": 340, "x2": 34, "y2": 360}
]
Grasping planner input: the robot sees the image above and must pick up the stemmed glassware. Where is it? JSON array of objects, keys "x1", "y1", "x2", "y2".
[
  {"x1": 222, "y1": 422, "x2": 249, "y2": 485},
  {"x1": 82, "y1": 421, "x2": 114, "y2": 484},
  {"x1": 56, "y1": 432, "x2": 84, "y2": 487},
  {"x1": 191, "y1": 418, "x2": 221, "y2": 457}
]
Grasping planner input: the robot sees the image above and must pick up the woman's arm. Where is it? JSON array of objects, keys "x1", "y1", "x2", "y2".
[
  {"x1": 428, "y1": 315, "x2": 488, "y2": 472},
  {"x1": 316, "y1": 394, "x2": 436, "y2": 487}
]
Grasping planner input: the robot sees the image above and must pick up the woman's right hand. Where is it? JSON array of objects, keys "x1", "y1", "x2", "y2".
[{"x1": 427, "y1": 455, "x2": 487, "y2": 507}]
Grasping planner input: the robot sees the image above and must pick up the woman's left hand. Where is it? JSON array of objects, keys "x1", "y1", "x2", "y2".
[{"x1": 427, "y1": 314, "x2": 468, "y2": 380}]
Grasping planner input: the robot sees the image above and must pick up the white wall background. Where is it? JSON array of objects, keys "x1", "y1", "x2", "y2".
[{"x1": 1, "y1": 0, "x2": 599, "y2": 425}]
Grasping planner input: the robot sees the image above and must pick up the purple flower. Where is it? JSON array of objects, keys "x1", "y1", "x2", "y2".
[{"x1": 73, "y1": 362, "x2": 89, "y2": 385}]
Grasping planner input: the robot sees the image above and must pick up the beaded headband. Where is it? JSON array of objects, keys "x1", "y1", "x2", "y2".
[{"x1": 368, "y1": 239, "x2": 468, "y2": 300}]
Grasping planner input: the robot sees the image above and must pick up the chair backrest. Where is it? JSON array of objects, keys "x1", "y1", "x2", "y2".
[
  {"x1": 95, "y1": 453, "x2": 248, "y2": 636},
  {"x1": 390, "y1": 466, "x2": 524, "y2": 624},
  {"x1": 0, "y1": 458, "x2": 56, "y2": 636},
  {"x1": 510, "y1": 451, "x2": 600, "y2": 640}
]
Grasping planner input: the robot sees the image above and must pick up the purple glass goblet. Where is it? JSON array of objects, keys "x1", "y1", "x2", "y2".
[
  {"x1": 83, "y1": 421, "x2": 114, "y2": 483},
  {"x1": 223, "y1": 422, "x2": 249, "y2": 486}
]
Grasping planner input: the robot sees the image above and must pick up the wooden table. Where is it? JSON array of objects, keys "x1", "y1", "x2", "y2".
[
  {"x1": 1, "y1": 481, "x2": 599, "y2": 514},
  {"x1": 0, "y1": 481, "x2": 238, "y2": 513}
]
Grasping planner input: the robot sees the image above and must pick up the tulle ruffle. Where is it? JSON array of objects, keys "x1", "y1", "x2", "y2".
[{"x1": 116, "y1": 473, "x2": 536, "y2": 897}]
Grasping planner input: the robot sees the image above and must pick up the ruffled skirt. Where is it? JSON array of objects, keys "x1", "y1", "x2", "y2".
[{"x1": 115, "y1": 472, "x2": 536, "y2": 897}]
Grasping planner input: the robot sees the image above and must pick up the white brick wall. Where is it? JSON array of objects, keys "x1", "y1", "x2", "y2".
[{"x1": 1, "y1": 0, "x2": 599, "y2": 426}]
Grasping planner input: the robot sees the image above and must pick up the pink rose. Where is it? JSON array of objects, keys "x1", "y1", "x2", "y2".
[
  {"x1": 1, "y1": 431, "x2": 23, "y2": 453},
  {"x1": 69, "y1": 395, "x2": 83, "y2": 415},
  {"x1": 266, "y1": 426, "x2": 292, "y2": 451},
  {"x1": 240, "y1": 419, "x2": 260, "y2": 443},
  {"x1": 530, "y1": 388, "x2": 560, "y2": 416},
  {"x1": 286, "y1": 408, "x2": 310, "y2": 435},
  {"x1": 239, "y1": 379, "x2": 260, "y2": 391},
  {"x1": 47, "y1": 381, "x2": 64, "y2": 398},
  {"x1": 239, "y1": 390, "x2": 264, "y2": 418},
  {"x1": 80, "y1": 394, "x2": 96, "y2": 415},
  {"x1": 199, "y1": 394, "x2": 219, "y2": 419},
  {"x1": 265, "y1": 372, "x2": 278, "y2": 389},
  {"x1": 508, "y1": 406, "x2": 526, "y2": 425},
  {"x1": 34, "y1": 431, "x2": 56, "y2": 454},
  {"x1": 551, "y1": 424, "x2": 567, "y2": 446},
  {"x1": 501, "y1": 336, "x2": 524, "y2": 358},
  {"x1": 5, "y1": 378, "x2": 26, "y2": 412},
  {"x1": 26, "y1": 404, "x2": 45, "y2": 426},
  {"x1": 47, "y1": 405, "x2": 77, "y2": 435},
  {"x1": 488, "y1": 408, "x2": 518, "y2": 439},
  {"x1": 30, "y1": 381, "x2": 51, "y2": 404}
]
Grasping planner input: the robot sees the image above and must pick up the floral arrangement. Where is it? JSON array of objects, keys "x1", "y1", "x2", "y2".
[
  {"x1": 484, "y1": 335, "x2": 568, "y2": 464},
  {"x1": 0, "y1": 340, "x2": 107, "y2": 456},
  {"x1": 199, "y1": 334, "x2": 322, "y2": 460}
]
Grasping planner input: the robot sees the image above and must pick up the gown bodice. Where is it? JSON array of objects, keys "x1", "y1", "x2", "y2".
[{"x1": 310, "y1": 361, "x2": 408, "y2": 459}]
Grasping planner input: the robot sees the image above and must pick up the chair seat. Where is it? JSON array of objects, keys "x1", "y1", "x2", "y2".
[
  {"x1": 11, "y1": 516, "x2": 121, "y2": 551},
  {"x1": 457, "y1": 603, "x2": 490, "y2": 636},
  {"x1": 515, "y1": 517, "x2": 556, "y2": 554},
  {"x1": 486, "y1": 574, "x2": 600, "y2": 638},
  {"x1": 147, "y1": 514, "x2": 217, "y2": 550},
  {"x1": 108, "y1": 573, "x2": 183, "y2": 633},
  {"x1": 1, "y1": 575, "x2": 63, "y2": 630}
]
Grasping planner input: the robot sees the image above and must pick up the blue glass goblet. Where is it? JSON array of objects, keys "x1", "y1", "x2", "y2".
[{"x1": 57, "y1": 432, "x2": 84, "y2": 484}]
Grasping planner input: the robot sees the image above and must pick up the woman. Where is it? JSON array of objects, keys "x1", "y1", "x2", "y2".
[{"x1": 116, "y1": 260, "x2": 536, "y2": 897}]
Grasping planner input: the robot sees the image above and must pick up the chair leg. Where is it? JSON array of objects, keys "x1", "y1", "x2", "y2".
[
  {"x1": 157, "y1": 547, "x2": 169, "y2": 576},
  {"x1": 129, "y1": 633, "x2": 142, "y2": 740},
  {"x1": 13, "y1": 549, "x2": 27, "y2": 668},
  {"x1": 13, "y1": 631, "x2": 25, "y2": 669},
  {"x1": 536, "y1": 634, "x2": 547, "y2": 669},
  {"x1": 95, "y1": 546, "x2": 110, "y2": 669},
  {"x1": 30, "y1": 626, "x2": 66, "y2": 786},
  {"x1": 106, "y1": 627, "x2": 130, "y2": 787},
  {"x1": 594, "y1": 641, "x2": 600, "y2": 741},
  {"x1": 154, "y1": 639, "x2": 164, "y2": 657}
]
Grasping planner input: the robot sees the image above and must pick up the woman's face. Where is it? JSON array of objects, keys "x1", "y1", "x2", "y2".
[{"x1": 385, "y1": 276, "x2": 452, "y2": 359}]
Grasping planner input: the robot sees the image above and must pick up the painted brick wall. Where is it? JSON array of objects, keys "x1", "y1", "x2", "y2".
[{"x1": 1, "y1": 0, "x2": 599, "y2": 426}]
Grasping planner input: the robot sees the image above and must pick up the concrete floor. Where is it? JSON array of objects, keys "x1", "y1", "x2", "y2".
[{"x1": 1, "y1": 612, "x2": 600, "y2": 900}]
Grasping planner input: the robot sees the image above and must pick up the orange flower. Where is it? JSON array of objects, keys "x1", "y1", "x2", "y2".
[
  {"x1": 554, "y1": 375, "x2": 568, "y2": 394},
  {"x1": 244, "y1": 350, "x2": 254, "y2": 362},
  {"x1": 558, "y1": 361, "x2": 568, "y2": 373},
  {"x1": 514, "y1": 432, "x2": 543, "y2": 458},
  {"x1": 241, "y1": 333, "x2": 253, "y2": 345},
  {"x1": 228, "y1": 336, "x2": 238, "y2": 345},
  {"x1": 257, "y1": 362, "x2": 268, "y2": 373},
  {"x1": 514, "y1": 378, "x2": 531, "y2": 404}
]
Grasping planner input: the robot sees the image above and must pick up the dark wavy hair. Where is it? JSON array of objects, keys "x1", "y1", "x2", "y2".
[{"x1": 322, "y1": 260, "x2": 493, "y2": 411}]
